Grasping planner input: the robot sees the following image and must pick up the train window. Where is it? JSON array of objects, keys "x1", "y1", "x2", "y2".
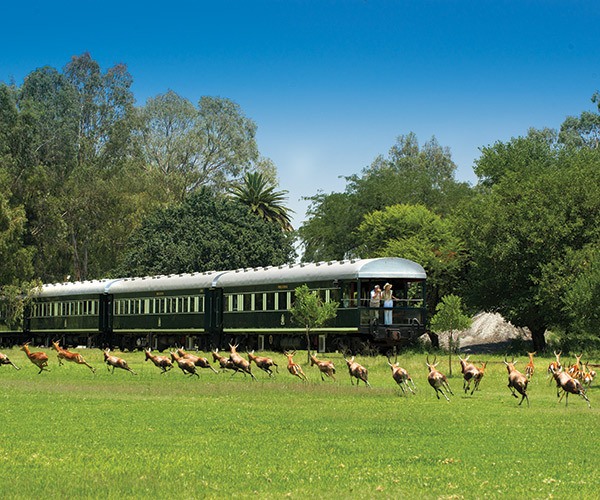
[
  {"x1": 255, "y1": 293, "x2": 263, "y2": 311},
  {"x1": 244, "y1": 293, "x2": 252, "y2": 311},
  {"x1": 278, "y1": 291, "x2": 288, "y2": 310},
  {"x1": 266, "y1": 293, "x2": 275, "y2": 311}
]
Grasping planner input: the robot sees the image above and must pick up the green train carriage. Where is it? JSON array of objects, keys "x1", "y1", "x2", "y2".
[{"x1": 14, "y1": 257, "x2": 426, "y2": 351}]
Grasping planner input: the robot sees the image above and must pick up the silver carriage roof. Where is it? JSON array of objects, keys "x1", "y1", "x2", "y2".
[
  {"x1": 35, "y1": 257, "x2": 425, "y2": 297},
  {"x1": 214, "y1": 257, "x2": 426, "y2": 288},
  {"x1": 36, "y1": 279, "x2": 123, "y2": 298}
]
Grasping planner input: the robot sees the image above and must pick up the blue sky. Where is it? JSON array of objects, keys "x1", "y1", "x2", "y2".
[{"x1": 2, "y1": 1, "x2": 599, "y2": 227}]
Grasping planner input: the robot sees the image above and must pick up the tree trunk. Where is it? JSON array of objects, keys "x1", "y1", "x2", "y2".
[
  {"x1": 530, "y1": 325, "x2": 547, "y2": 352},
  {"x1": 448, "y1": 331, "x2": 453, "y2": 376},
  {"x1": 305, "y1": 326, "x2": 311, "y2": 363},
  {"x1": 427, "y1": 331, "x2": 439, "y2": 349}
]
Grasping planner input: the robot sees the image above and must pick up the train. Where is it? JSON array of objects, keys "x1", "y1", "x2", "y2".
[{"x1": 0, "y1": 257, "x2": 427, "y2": 352}]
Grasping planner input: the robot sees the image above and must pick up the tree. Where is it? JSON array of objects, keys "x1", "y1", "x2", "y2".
[
  {"x1": 560, "y1": 248, "x2": 600, "y2": 346},
  {"x1": 0, "y1": 172, "x2": 34, "y2": 285},
  {"x1": 459, "y1": 135, "x2": 600, "y2": 351},
  {"x1": 299, "y1": 133, "x2": 471, "y2": 261},
  {"x1": 0, "y1": 280, "x2": 41, "y2": 331},
  {"x1": 137, "y1": 91, "x2": 260, "y2": 200},
  {"x1": 429, "y1": 294, "x2": 471, "y2": 376},
  {"x1": 474, "y1": 128, "x2": 558, "y2": 189},
  {"x1": 290, "y1": 284, "x2": 338, "y2": 361},
  {"x1": 356, "y1": 204, "x2": 465, "y2": 308},
  {"x1": 559, "y1": 91, "x2": 600, "y2": 149},
  {"x1": 229, "y1": 171, "x2": 294, "y2": 231},
  {"x1": 117, "y1": 189, "x2": 295, "y2": 276}
]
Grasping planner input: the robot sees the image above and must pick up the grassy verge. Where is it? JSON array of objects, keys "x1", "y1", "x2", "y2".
[{"x1": 0, "y1": 348, "x2": 598, "y2": 499}]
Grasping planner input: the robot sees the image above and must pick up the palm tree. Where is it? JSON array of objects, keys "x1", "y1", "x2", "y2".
[{"x1": 230, "y1": 172, "x2": 294, "y2": 231}]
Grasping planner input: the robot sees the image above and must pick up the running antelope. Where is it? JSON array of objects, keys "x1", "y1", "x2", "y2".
[
  {"x1": 344, "y1": 356, "x2": 370, "y2": 387},
  {"x1": 426, "y1": 355, "x2": 453, "y2": 401},
  {"x1": 504, "y1": 356, "x2": 529, "y2": 407},
  {"x1": 0, "y1": 351, "x2": 20, "y2": 370},
  {"x1": 145, "y1": 349, "x2": 173, "y2": 373},
  {"x1": 567, "y1": 353, "x2": 584, "y2": 380},
  {"x1": 103, "y1": 350, "x2": 136, "y2": 375},
  {"x1": 387, "y1": 358, "x2": 415, "y2": 394},
  {"x1": 309, "y1": 354, "x2": 336, "y2": 381},
  {"x1": 228, "y1": 343, "x2": 257, "y2": 380},
  {"x1": 582, "y1": 363, "x2": 596, "y2": 389},
  {"x1": 211, "y1": 348, "x2": 239, "y2": 374},
  {"x1": 525, "y1": 351, "x2": 536, "y2": 380},
  {"x1": 284, "y1": 351, "x2": 307, "y2": 381},
  {"x1": 550, "y1": 365, "x2": 591, "y2": 409},
  {"x1": 52, "y1": 341, "x2": 96, "y2": 373},
  {"x1": 170, "y1": 351, "x2": 199, "y2": 378},
  {"x1": 547, "y1": 350, "x2": 562, "y2": 380},
  {"x1": 248, "y1": 351, "x2": 278, "y2": 377},
  {"x1": 177, "y1": 348, "x2": 219, "y2": 373},
  {"x1": 21, "y1": 342, "x2": 50, "y2": 374},
  {"x1": 458, "y1": 355, "x2": 486, "y2": 395}
]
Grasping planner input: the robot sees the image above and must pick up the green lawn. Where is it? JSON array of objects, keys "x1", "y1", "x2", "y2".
[{"x1": 1, "y1": 348, "x2": 598, "y2": 499}]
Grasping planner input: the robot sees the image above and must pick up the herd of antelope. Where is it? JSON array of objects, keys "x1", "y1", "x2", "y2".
[{"x1": 1, "y1": 343, "x2": 596, "y2": 408}]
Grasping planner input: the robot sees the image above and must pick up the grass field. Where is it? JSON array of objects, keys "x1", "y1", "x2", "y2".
[{"x1": 1, "y1": 347, "x2": 598, "y2": 499}]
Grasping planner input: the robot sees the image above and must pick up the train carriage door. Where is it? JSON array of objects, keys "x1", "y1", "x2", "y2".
[
  {"x1": 99, "y1": 293, "x2": 113, "y2": 345},
  {"x1": 204, "y1": 287, "x2": 224, "y2": 338}
]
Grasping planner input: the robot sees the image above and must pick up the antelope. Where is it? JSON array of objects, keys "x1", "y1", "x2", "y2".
[
  {"x1": 550, "y1": 365, "x2": 591, "y2": 408},
  {"x1": 309, "y1": 354, "x2": 336, "y2": 381},
  {"x1": 52, "y1": 341, "x2": 96, "y2": 373},
  {"x1": 567, "y1": 353, "x2": 583, "y2": 380},
  {"x1": 177, "y1": 348, "x2": 219, "y2": 373},
  {"x1": 144, "y1": 349, "x2": 173, "y2": 373},
  {"x1": 504, "y1": 356, "x2": 529, "y2": 407},
  {"x1": 344, "y1": 356, "x2": 370, "y2": 387},
  {"x1": 581, "y1": 362, "x2": 596, "y2": 389},
  {"x1": 387, "y1": 358, "x2": 415, "y2": 394},
  {"x1": 248, "y1": 350, "x2": 279, "y2": 377},
  {"x1": 458, "y1": 355, "x2": 486, "y2": 395},
  {"x1": 103, "y1": 349, "x2": 136, "y2": 375},
  {"x1": 20, "y1": 342, "x2": 50, "y2": 374},
  {"x1": 170, "y1": 351, "x2": 199, "y2": 378},
  {"x1": 228, "y1": 343, "x2": 256, "y2": 380},
  {"x1": 525, "y1": 351, "x2": 536, "y2": 380},
  {"x1": 458, "y1": 355, "x2": 477, "y2": 393},
  {"x1": 284, "y1": 351, "x2": 307, "y2": 381},
  {"x1": 426, "y1": 355, "x2": 452, "y2": 401},
  {"x1": 211, "y1": 348, "x2": 240, "y2": 374},
  {"x1": 0, "y1": 351, "x2": 20, "y2": 370},
  {"x1": 547, "y1": 350, "x2": 562, "y2": 380}
]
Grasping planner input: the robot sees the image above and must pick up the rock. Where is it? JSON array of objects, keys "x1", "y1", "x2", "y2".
[{"x1": 420, "y1": 312, "x2": 533, "y2": 352}]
